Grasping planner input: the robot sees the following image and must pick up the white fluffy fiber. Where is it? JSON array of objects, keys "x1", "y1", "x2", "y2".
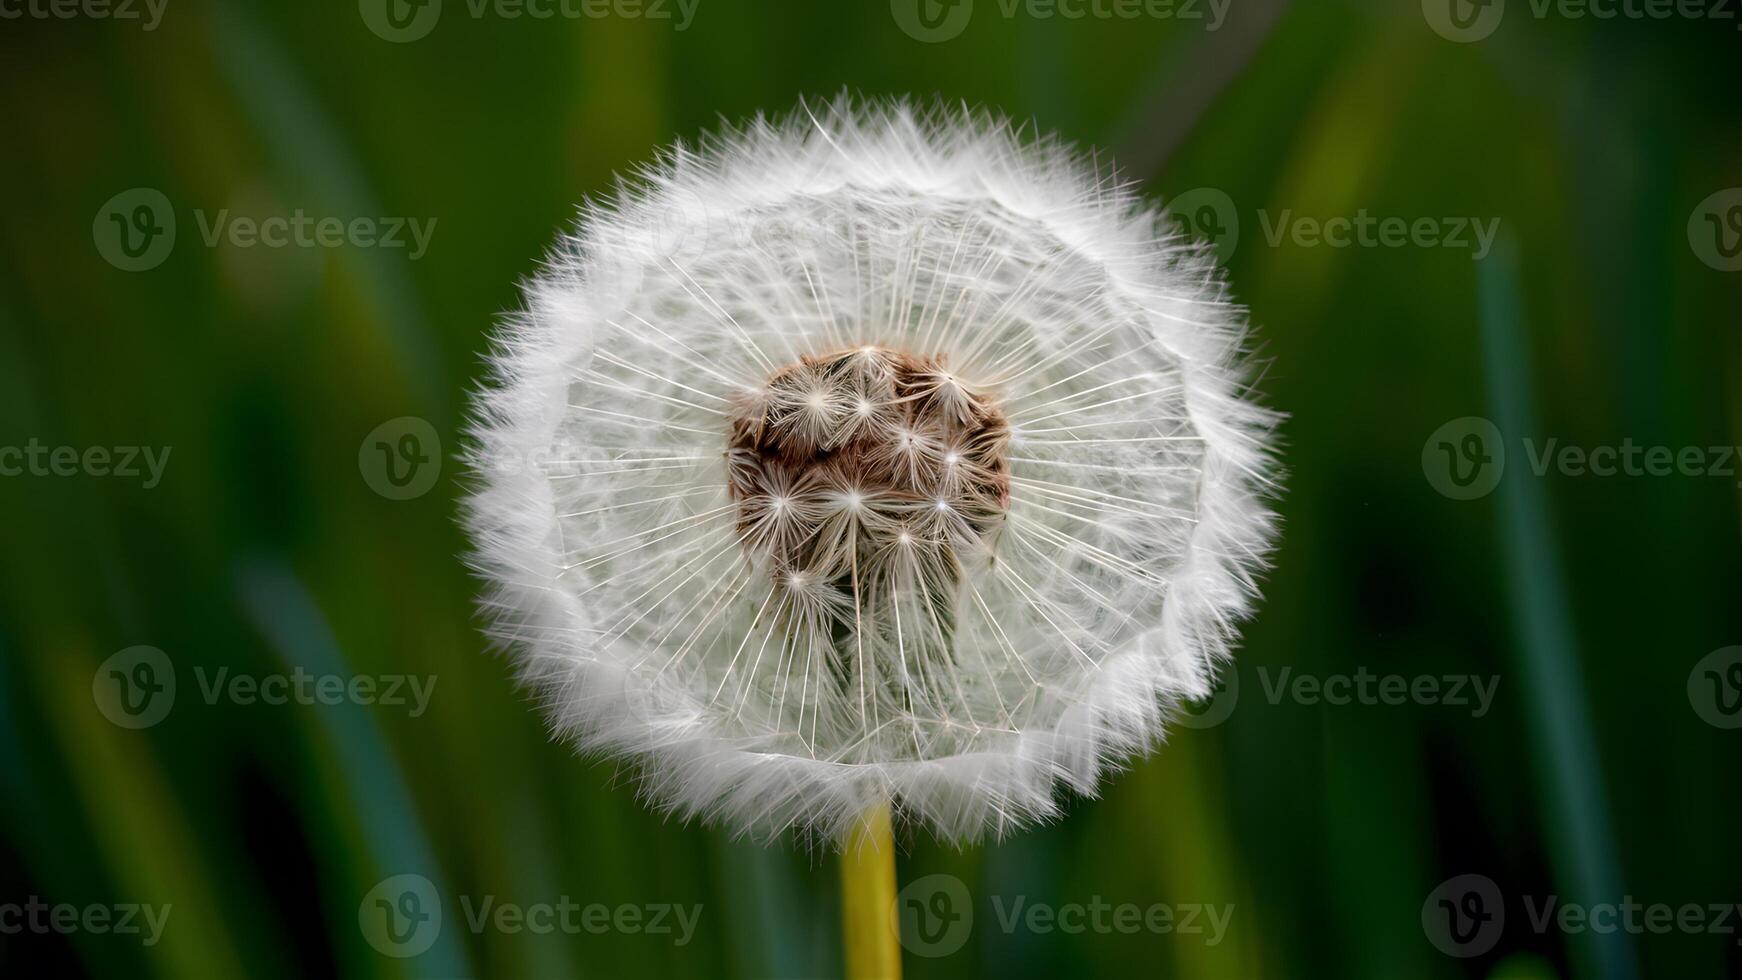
[{"x1": 463, "y1": 96, "x2": 1279, "y2": 846}]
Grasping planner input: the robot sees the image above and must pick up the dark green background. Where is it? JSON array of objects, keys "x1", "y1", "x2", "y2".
[{"x1": 1, "y1": 0, "x2": 1738, "y2": 977}]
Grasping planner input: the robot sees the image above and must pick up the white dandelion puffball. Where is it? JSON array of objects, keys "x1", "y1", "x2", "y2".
[{"x1": 465, "y1": 98, "x2": 1278, "y2": 844}]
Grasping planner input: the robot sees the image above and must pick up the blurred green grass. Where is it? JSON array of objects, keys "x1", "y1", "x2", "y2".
[{"x1": 1, "y1": 0, "x2": 1739, "y2": 977}]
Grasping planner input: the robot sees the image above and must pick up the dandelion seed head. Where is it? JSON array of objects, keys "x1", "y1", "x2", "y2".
[{"x1": 463, "y1": 96, "x2": 1280, "y2": 845}]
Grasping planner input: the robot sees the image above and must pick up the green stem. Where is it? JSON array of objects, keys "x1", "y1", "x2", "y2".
[{"x1": 840, "y1": 803, "x2": 901, "y2": 980}]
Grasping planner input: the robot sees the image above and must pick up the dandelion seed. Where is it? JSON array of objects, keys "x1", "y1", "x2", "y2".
[{"x1": 463, "y1": 96, "x2": 1279, "y2": 846}]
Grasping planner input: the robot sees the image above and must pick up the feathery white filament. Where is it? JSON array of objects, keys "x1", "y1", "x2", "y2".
[{"x1": 464, "y1": 97, "x2": 1279, "y2": 845}]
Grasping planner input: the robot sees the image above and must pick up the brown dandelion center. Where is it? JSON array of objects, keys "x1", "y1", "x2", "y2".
[{"x1": 725, "y1": 346, "x2": 1011, "y2": 602}]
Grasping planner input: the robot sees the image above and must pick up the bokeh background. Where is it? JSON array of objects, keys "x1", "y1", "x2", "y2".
[{"x1": 2, "y1": 0, "x2": 1739, "y2": 977}]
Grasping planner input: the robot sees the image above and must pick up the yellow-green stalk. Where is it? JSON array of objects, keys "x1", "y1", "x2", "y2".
[{"x1": 840, "y1": 803, "x2": 900, "y2": 980}]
